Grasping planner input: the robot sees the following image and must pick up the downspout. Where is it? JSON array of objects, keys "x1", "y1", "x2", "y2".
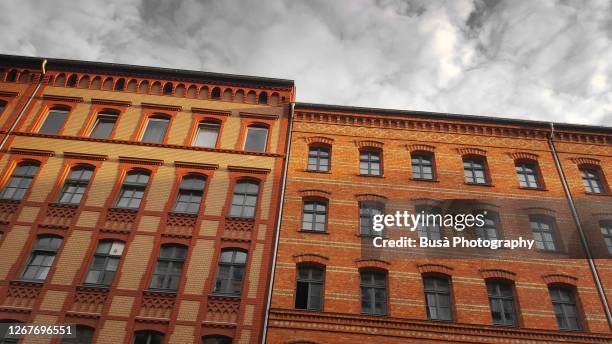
[
  {"x1": 547, "y1": 122, "x2": 612, "y2": 328},
  {"x1": 262, "y1": 102, "x2": 294, "y2": 343},
  {"x1": 0, "y1": 59, "x2": 47, "y2": 152}
]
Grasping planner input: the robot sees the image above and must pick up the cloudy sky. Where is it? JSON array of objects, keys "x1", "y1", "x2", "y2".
[{"x1": 1, "y1": 0, "x2": 611, "y2": 125}]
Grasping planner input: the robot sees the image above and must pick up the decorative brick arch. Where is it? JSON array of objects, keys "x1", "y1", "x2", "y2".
[
  {"x1": 457, "y1": 147, "x2": 487, "y2": 156},
  {"x1": 407, "y1": 144, "x2": 436, "y2": 153},
  {"x1": 293, "y1": 253, "x2": 329, "y2": 266},
  {"x1": 299, "y1": 189, "x2": 331, "y2": 199},
  {"x1": 570, "y1": 157, "x2": 601, "y2": 166},
  {"x1": 542, "y1": 274, "x2": 578, "y2": 286},
  {"x1": 355, "y1": 140, "x2": 383, "y2": 149},
  {"x1": 521, "y1": 207, "x2": 557, "y2": 217},
  {"x1": 509, "y1": 152, "x2": 539, "y2": 161},
  {"x1": 417, "y1": 263, "x2": 453, "y2": 275},
  {"x1": 479, "y1": 269, "x2": 517, "y2": 281},
  {"x1": 355, "y1": 258, "x2": 390, "y2": 270},
  {"x1": 304, "y1": 136, "x2": 334, "y2": 145},
  {"x1": 355, "y1": 194, "x2": 387, "y2": 202}
]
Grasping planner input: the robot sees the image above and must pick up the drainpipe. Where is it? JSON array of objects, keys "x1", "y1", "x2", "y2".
[
  {"x1": 547, "y1": 122, "x2": 612, "y2": 328},
  {"x1": 261, "y1": 102, "x2": 294, "y2": 343},
  {"x1": 0, "y1": 59, "x2": 47, "y2": 152}
]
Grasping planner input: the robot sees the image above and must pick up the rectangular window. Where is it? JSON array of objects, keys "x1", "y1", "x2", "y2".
[
  {"x1": 424, "y1": 276, "x2": 452, "y2": 321},
  {"x1": 412, "y1": 154, "x2": 433, "y2": 180},
  {"x1": 116, "y1": 171, "x2": 150, "y2": 209},
  {"x1": 463, "y1": 158, "x2": 487, "y2": 184},
  {"x1": 84, "y1": 241, "x2": 124, "y2": 286},
  {"x1": 417, "y1": 207, "x2": 442, "y2": 240},
  {"x1": 549, "y1": 286, "x2": 581, "y2": 330},
  {"x1": 214, "y1": 249, "x2": 247, "y2": 296},
  {"x1": 476, "y1": 212, "x2": 499, "y2": 240},
  {"x1": 581, "y1": 168, "x2": 603, "y2": 194},
  {"x1": 193, "y1": 122, "x2": 220, "y2": 148},
  {"x1": 600, "y1": 221, "x2": 612, "y2": 255},
  {"x1": 487, "y1": 281, "x2": 517, "y2": 326},
  {"x1": 295, "y1": 266, "x2": 324, "y2": 311},
  {"x1": 21, "y1": 236, "x2": 63, "y2": 281},
  {"x1": 58, "y1": 166, "x2": 93, "y2": 204},
  {"x1": 360, "y1": 270, "x2": 387, "y2": 315},
  {"x1": 516, "y1": 162, "x2": 540, "y2": 188},
  {"x1": 89, "y1": 112, "x2": 118, "y2": 139},
  {"x1": 38, "y1": 108, "x2": 68, "y2": 134},
  {"x1": 360, "y1": 150, "x2": 381, "y2": 176},
  {"x1": 360, "y1": 202, "x2": 384, "y2": 236},
  {"x1": 302, "y1": 201, "x2": 327, "y2": 232},
  {"x1": 173, "y1": 175, "x2": 206, "y2": 214},
  {"x1": 141, "y1": 117, "x2": 169, "y2": 143},
  {"x1": 244, "y1": 126, "x2": 268, "y2": 152},
  {"x1": 0, "y1": 162, "x2": 39, "y2": 201},
  {"x1": 229, "y1": 181, "x2": 259, "y2": 218},
  {"x1": 149, "y1": 245, "x2": 186, "y2": 291},
  {"x1": 530, "y1": 216, "x2": 557, "y2": 251},
  {"x1": 308, "y1": 147, "x2": 330, "y2": 172}
]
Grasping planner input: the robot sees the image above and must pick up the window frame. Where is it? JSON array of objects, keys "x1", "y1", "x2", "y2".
[
  {"x1": 307, "y1": 145, "x2": 331, "y2": 172},
  {"x1": 515, "y1": 160, "x2": 543, "y2": 189},
  {"x1": 37, "y1": 106, "x2": 70, "y2": 135},
  {"x1": 243, "y1": 125, "x2": 269, "y2": 152},
  {"x1": 0, "y1": 161, "x2": 41, "y2": 201},
  {"x1": 486, "y1": 279, "x2": 518, "y2": 327},
  {"x1": 301, "y1": 199, "x2": 328, "y2": 232},
  {"x1": 115, "y1": 169, "x2": 151, "y2": 210},
  {"x1": 172, "y1": 174, "x2": 206, "y2": 214},
  {"x1": 416, "y1": 206, "x2": 442, "y2": 240},
  {"x1": 423, "y1": 274, "x2": 454, "y2": 322},
  {"x1": 360, "y1": 269, "x2": 388, "y2": 316},
  {"x1": 132, "y1": 330, "x2": 165, "y2": 344},
  {"x1": 549, "y1": 284, "x2": 582, "y2": 331},
  {"x1": 140, "y1": 115, "x2": 171, "y2": 143},
  {"x1": 579, "y1": 165, "x2": 607, "y2": 194},
  {"x1": 213, "y1": 248, "x2": 248, "y2": 296},
  {"x1": 411, "y1": 152, "x2": 435, "y2": 181},
  {"x1": 599, "y1": 220, "x2": 612, "y2": 256},
  {"x1": 294, "y1": 264, "x2": 325, "y2": 311},
  {"x1": 84, "y1": 240, "x2": 125, "y2": 287},
  {"x1": 462, "y1": 156, "x2": 489, "y2": 185},
  {"x1": 20, "y1": 235, "x2": 63, "y2": 282},
  {"x1": 193, "y1": 120, "x2": 221, "y2": 148},
  {"x1": 148, "y1": 244, "x2": 187, "y2": 292},
  {"x1": 59, "y1": 324, "x2": 95, "y2": 344},
  {"x1": 475, "y1": 210, "x2": 501, "y2": 241},
  {"x1": 88, "y1": 110, "x2": 120, "y2": 139},
  {"x1": 359, "y1": 149, "x2": 382, "y2": 176},
  {"x1": 57, "y1": 165, "x2": 95, "y2": 205},
  {"x1": 529, "y1": 215, "x2": 559, "y2": 252},
  {"x1": 228, "y1": 179, "x2": 260, "y2": 219},
  {"x1": 359, "y1": 201, "x2": 385, "y2": 237}
]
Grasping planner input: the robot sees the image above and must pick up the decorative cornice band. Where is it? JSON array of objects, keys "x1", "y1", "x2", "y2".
[
  {"x1": 239, "y1": 112, "x2": 279, "y2": 120},
  {"x1": 299, "y1": 189, "x2": 331, "y2": 199},
  {"x1": 542, "y1": 274, "x2": 578, "y2": 286},
  {"x1": 0, "y1": 91, "x2": 19, "y2": 97},
  {"x1": 479, "y1": 269, "x2": 517, "y2": 281},
  {"x1": 140, "y1": 102, "x2": 182, "y2": 112},
  {"x1": 174, "y1": 161, "x2": 219, "y2": 170},
  {"x1": 417, "y1": 263, "x2": 454, "y2": 275},
  {"x1": 9, "y1": 147, "x2": 54, "y2": 157},
  {"x1": 118, "y1": 156, "x2": 163, "y2": 166},
  {"x1": 41, "y1": 94, "x2": 83, "y2": 103},
  {"x1": 63, "y1": 151, "x2": 108, "y2": 161},
  {"x1": 91, "y1": 98, "x2": 132, "y2": 107},
  {"x1": 191, "y1": 107, "x2": 231, "y2": 116},
  {"x1": 355, "y1": 258, "x2": 391, "y2": 269},
  {"x1": 227, "y1": 165, "x2": 271, "y2": 174}
]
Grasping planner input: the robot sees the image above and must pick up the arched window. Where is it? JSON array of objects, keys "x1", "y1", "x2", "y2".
[
  {"x1": 163, "y1": 82, "x2": 173, "y2": 95},
  {"x1": 193, "y1": 120, "x2": 220, "y2": 148},
  {"x1": 141, "y1": 115, "x2": 170, "y2": 143},
  {"x1": 360, "y1": 269, "x2": 387, "y2": 315},
  {"x1": 229, "y1": 180, "x2": 259, "y2": 218},
  {"x1": 0, "y1": 320, "x2": 20, "y2": 344},
  {"x1": 579, "y1": 165, "x2": 606, "y2": 194},
  {"x1": 0, "y1": 161, "x2": 40, "y2": 200},
  {"x1": 486, "y1": 279, "x2": 517, "y2": 327},
  {"x1": 114, "y1": 78, "x2": 125, "y2": 91},
  {"x1": 302, "y1": 200, "x2": 327, "y2": 232},
  {"x1": 463, "y1": 156, "x2": 488, "y2": 184},
  {"x1": 307, "y1": 146, "x2": 330, "y2": 172},
  {"x1": 6, "y1": 69, "x2": 18, "y2": 82},
  {"x1": 295, "y1": 265, "x2": 324, "y2": 311},
  {"x1": 549, "y1": 285, "x2": 581, "y2": 330},
  {"x1": 66, "y1": 74, "x2": 78, "y2": 87},
  {"x1": 243, "y1": 125, "x2": 268, "y2": 152},
  {"x1": 116, "y1": 170, "x2": 150, "y2": 209},
  {"x1": 515, "y1": 160, "x2": 542, "y2": 189},
  {"x1": 529, "y1": 215, "x2": 557, "y2": 251},
  {"x1": 58, "y1": 165, "x2": 94, "y2": 204},
  {"x1": 202, "y1": 335, "x2": 232, "y2": 344},
  {"x1": 89, "y1": 110, "x2": 119, "y2": 139},
  {"x1": 84, "y1": 240, "x2": 125, "y2": 286},
  {"x1": 39, "y1": 106, "x2": 69, "y2": 134},
  {"x1": 60, "y1": 324, "x2": 95, "y2": 344},
  {"x1": 359, "y1": 149, "x2": 381, "y2": 176},
  {"x1": 132, "y1": 331, "x2": 164, "y2": 344},
  {"x1": 211, "y1": 87, "x2": 221, "y2": 100},
  {"x1": 21, "y1": 235, "x2": 63, "y2": 281},
  {"x1": 411, "y1": 153, "x2": 434, "y2": 180},
  {"x1": 149, "y1": 244, "x2": 187, "y2": 291},
  {"x1": 214, "y1": 249, "x2": 247, "y2": 296},
  {"x1": 258, "y1": 92, "x2": 268, "y2": 104},
  {"x1": 174, "y1": 174, "x2": 206, "y2": 214},
  {"x1": 475, "y1": 211, "x2": 499, "y2": 240},
  {"x1": 0, "y1": 100, "x2": 6, "y2": 115},
  {"x1": 360, "y1": 201, "x2": 384, "y2": 237},
  {"x1": 423, "y1": 275, "x2": 452, "y2": 321}
]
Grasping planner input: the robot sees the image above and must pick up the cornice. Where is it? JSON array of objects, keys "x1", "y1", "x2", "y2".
[
  {"x1": 227, "y1": 165, "x2": 271, "y2": 174},
  {"x1": 173, "y1": 161, "x2": 219, "y2": 170},
  {"x1": 304, "y1": 136, "x2": 334, "y2": 145},
  {"x1": 509, "y1": 152, "x2": 539, "y2": 161},
  {"x1": 407, "y1": 144, "x2": 436, "y2": 152},
  {"x1": 91, "y1": 98, "x2": 132, "y2": 107},
  {"x1": 140, "y1": 102, "x2": 182, "y2": 112},
  {"x1": 239, "y1": 112, "x2": 279, "y2": 120},
  {"x1": 118, "y1": 156, "x2": 164, "y2": 166},
  {"x1": 191, "y1": 107, "x2": 231, "y2": 116},
  {"x1": 63, "y1": 151, "x2": 108, "y2": 161},
  {"x1": 41, "y1": 94, "x2": 83, "y2": 103},
  {"x1": 457, "y1": 147, "x2": 487, "y2": 156},
  {"x1": 9, "y1": 147, "x2": 54, "y2": 157},
  {"x1": 0, "y1": 91, "x2": 19, "y2": 98}
]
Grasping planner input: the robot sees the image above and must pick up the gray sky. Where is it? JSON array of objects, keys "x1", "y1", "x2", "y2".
[{"x1": 1, "y1": 0, "x2": 611, "y2": 125}]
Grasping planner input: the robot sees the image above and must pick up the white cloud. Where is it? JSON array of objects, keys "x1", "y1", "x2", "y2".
[{"x1": 0, "y1": 0, "x2": 610, "y2": 125}]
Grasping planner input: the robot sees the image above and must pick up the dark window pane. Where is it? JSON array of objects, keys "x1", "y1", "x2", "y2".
[
  {"x1": 90, "y1": 113, "x2": 118, "y2": 139},
  {"x1": 39, "y1": 109, "x2": 68, "y2": 134},
  {"x1": 142, "y1": 117, "x2": 169, "y2": 143},
  {"x1": 244, "y1": 127, "x2": 268, "y2": 152},
  {"x1": 194, "y1": 122, "x2": 220, "y2": 148}
]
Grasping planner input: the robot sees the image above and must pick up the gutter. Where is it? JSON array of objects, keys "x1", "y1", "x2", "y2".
[
  {"x1": 0, "y1": 59, "x2": 47, "y2": 152},
  {"x1": 261, "y1": 102, "x2": 295, "y2": 343},
  {"x1": 547, "y1": 122, "x2": 612, "y2": 329}
]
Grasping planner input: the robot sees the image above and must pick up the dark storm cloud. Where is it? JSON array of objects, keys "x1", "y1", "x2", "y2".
[{"x1": 0, "y1": 0, "x2": 610, "y2": 125}]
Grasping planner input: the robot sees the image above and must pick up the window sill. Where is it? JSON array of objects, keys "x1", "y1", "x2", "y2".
[
  {"x1": 168, "y1": 211, "x2": 198, "y2": 218},
  {"x1": 303, "y1": 169, "x2": 331, "y2": 174},
  {"x1": 584, "y1": 192, "x2": 611, "y2": 197},
  {"x1": 465, "y1": 182, "x2": 493, "y2": 187},
  {"x1": 11, "y1": 279, "x2": 44, "y2": 286},
  {"x1": 299, "y1": 229, "x2": 329, "y2": 234},
  {"x1": 108, "y1": 207, "x2": 139, "y2": 213},
  {"x1": 357, "y1": 174, "x2": 384, "y2": 178},
  {"x1": 411, "y1": 178, "x2": 439, "y2": 183},
  {"x1": 209, "y1": 294, "x2": 241, "y2": 301},
  {"x1": 518, "y1": 186, "x2": 548, "y2": 191},
  {"x1": 78, "y1": 284, "x2": 110, "y2": 292},
  {"x1": 144, "y1": 289, "x2": 177, "y2": 296}
]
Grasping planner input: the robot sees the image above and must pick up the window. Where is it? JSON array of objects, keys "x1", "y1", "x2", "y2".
[
  {"x1": 360, "y1": 201, "x2": 384, "y2": 236},
  {"x1": 141, "y1": 116, "x2": 169, "y2": 143},
  {"x1": 530, "y1": 216, "x2": 557, "y2": 251},
  {"x1": 0, "y1": 100, "x2": 6, "y2": 115},
  {"x1": 295, "y1": 265, "x2": 324, "y2": 311},
  {"x1": 116, "y1": 170, "x2": 150, "y2": 209},
  {"x1": 307, "y1": 146, "x2": 330, "y2": 172},
  {"x1": 194, "y1": 121, "x2": 220, "y2": 148},
  {"x1": 463, "y1": 157, "x2": 487, "y2": 184},
  {"x1": 202, "y1": 336, "x2": 232, "y2": 344},
  {"x1": 360, "y1": 270, "x2": 387, "y2": 315},
  {"x1": 417, "y1": 207, "x2": 442, "y2": 240},
  {"x1": 423, "y1": 276, "x2": 452, "y2": 321},
  {"x1": 84, "y1": 240, "x2": 125, "y2": 286},
  {"x1": 360, "y1": 150, "x2": 381, "y2": 176},
  {"x1": 580, "y1": 167, "x2": 604, "y2": 194},
  {"x1": 89, "y1": 111, "x2": 118, "y2": 139},
  {"x1": 412, "y1": 154, "x2": 434, "y2": 180},
  {"x1": 38, "y1": 107, "x2": 69, "y2": 134},
  {"x1": 58, "y1": 166, "x2": 94, "y2": 204},
  {"x1": 601, "y1": 221, "x2": 612, "y2": 255},
  {"x1": 0, "y1": 161, "x2": 40, "y2": 200},
  {"x1": 149, "y1": 244, "x2": 187, "y2": 291},
  {"x1": 132, "y1": 331, "x2": 164, "y2": 344},
  {"x1": 516, "y1": 161, "x2": 540, "y2": 188},
  {"x1": 60, "y1": 325, "x2": 94, "y2": 344},
  {"x1": 476, "y1": 211, "x2": 499, "y2": 240},
  {"x1": 21, "y1": 235, "x2": 63, "y2": 281},
  {"x1": 302, "y1": 200, "x2": 327, "y2": 232},
  {"x1": 549, "y1": 285, "x2": 581, "y2": 330},
  {"x1": 486, "y1": 280, "x2": 517, "y2": 326},
  {"x1": 229, "y1": 180, "x2": 259, "y2": 218},
  {"x1": 214, "y1": 249, "x2": 247, "y2": 296},
  {"x1": 244, "y1": 126, "x2": 268, "y2": 152},
  {"x1": 173, "y1": 175, "x2": 206, "y2": 214},
  {"x1": 0, "y1": 320, "x2": 19, "y2": 344}
]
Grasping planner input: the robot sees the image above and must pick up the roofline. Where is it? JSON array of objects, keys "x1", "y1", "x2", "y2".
[
  {"x1": 0, "y1": 54, "x2": 295, "y2": 89},
  {"x1": 294, "y1": 102, "x2": 612, "y2": 134}
]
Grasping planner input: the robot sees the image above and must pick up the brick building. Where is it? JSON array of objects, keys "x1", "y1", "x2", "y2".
[
  {"x1": 0, "y1": 55, "x2": 294, "y2": 343},
  {"x1": 265, "y1": 103, "x2": 612, "y2": 343}
]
